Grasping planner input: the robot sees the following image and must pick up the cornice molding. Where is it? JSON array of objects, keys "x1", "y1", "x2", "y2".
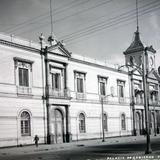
[
  {"x1": 70, "y1": 58, "x2": 127, "y2": 75},
  {"x1": 0, "y1": 39, "x2": 40, "y2": 53}
]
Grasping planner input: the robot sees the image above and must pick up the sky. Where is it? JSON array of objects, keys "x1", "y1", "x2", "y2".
[{"x1": 0, "y1": 0, "x2": 160, "y2": 68}]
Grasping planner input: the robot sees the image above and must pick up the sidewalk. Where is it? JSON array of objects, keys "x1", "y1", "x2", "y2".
[{"x1": 0, "y1": 135, "x2": 160, "y2": 157}]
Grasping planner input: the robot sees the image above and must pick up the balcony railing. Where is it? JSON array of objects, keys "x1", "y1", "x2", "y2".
[
  {"x1": 149, "y1": 101, "x2": 158, "y2": 106},
  {"x1": 135, "y1": 101, "x2": 144, "y2": 105},
  {"x1": 76, "y1": 92, "x2": 86, "y2": 100},
  {"x1": 49, "y1": 88, "x2": 70, "y2": 99},
  {"x1": 135, "y1": 98, "x2": 144, "y2": 105},
  {"x1": 134, "y1": 99, "x2": 159, "y2": 106},
  {"x1": 17, "y1": 86, "x2": 32, "y2": 95}
]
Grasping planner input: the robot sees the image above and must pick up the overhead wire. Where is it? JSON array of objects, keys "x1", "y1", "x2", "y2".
[
  {"x1": 3, "y1": 0, "x2": 90, "y2": 33},
  {"x1": 61, "y1": 0, "x2": 159, "y2": 41},
  {"x1": 17, "y1": 0, "x2": 157, "y2": 40},
  {"x1": 16, "y1": 0, "x2": 113, "y2": 36},
  {"x1": 60, "y1": 1, "x2": 160, "y2": 43},
  {"x1": 66, "y1": 7, "x2": 160, "y2": 45},
  {"x1": 57, "y1": 0, "x2": 145, "y2": 39},
  {"x1": 66, "y1": 8, "x2": 160, "y2": 45},
  {"x1": 66, "y1": 7, "x2": 160, "y2": 44},
  {"x1": 3, "y1": 0, "x2": 159, "y2": 47}
]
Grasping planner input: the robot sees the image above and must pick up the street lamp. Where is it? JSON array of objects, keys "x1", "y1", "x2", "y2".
[
  {"x1": 101, "y1": 96, "x2": 105, "y2": 142},
  {"x1": 101, "y1": 94, "x2": 113, "y2": 142},
  {"x1": 143, "y1": 47, "x2": 152, "y2": 154}
]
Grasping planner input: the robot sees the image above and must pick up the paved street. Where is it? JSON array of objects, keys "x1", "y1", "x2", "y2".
[{"x1": 1, "y1": 135, "x2": 160, "y2": 160}]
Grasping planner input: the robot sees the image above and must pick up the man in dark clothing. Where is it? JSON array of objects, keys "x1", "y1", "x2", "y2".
[{"x1": 34, "y1": 135, "x2": 39, "y2": 147}]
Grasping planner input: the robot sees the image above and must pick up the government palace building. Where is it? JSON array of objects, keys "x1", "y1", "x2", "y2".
[{"x1": 0, "y1": 27, "x2": 160, "y2": 147}]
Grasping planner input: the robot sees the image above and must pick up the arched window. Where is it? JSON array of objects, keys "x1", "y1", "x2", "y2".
[
  {"x1": 20, "y1": 111, "x2": 31, "y2": 136},
  {"x1": 79, "y1": 113, "x2": 86, "y2": 133},
  {"x1": 121, "y1": 113, "x2": 126, "y2": 130},
  {"x1": 103, "y1": 113, "x2": 108, "y2": 131}
]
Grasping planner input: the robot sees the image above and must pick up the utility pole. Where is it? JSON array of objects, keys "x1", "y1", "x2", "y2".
[
  {"x1": 101, "y1": 97, "x2": 105, "y2": 142},
  {"x1": 143, "y1": 47, "x2": 152, "y2": 154}
]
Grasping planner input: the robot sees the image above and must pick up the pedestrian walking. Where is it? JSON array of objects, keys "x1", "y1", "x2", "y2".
[{"x1": 34, "y1": 135, "x2": 39, "y2": 147}]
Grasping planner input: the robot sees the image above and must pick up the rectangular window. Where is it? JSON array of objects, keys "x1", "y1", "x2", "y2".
[
  {"x1": 119, "y1": 85, "x2": 124, "y2": 98},
  {"x1": 77, "y1": 78, "x2": 83, "y2": 93},
  {"x1": 14, "y1": 58, "x2": 33, "y2": 95},
  {"x1": 74, "y1": 71, "x2": 86, "y2": 99},
  {"x1": 98, "y1": 76, "x2": 107, "y2": 97},
  {"x1": 117, "y1": 80, "x2": 125, "y2": 102},
  {"x1": 100, "y1": 82, "x2": 106, "y2": 95},
  {"x1": 19, "y1": 68, "x2": 29, "y2": 87},
  {"x1": 51, "y1": 73, "x2": 60, "y2": 89}
]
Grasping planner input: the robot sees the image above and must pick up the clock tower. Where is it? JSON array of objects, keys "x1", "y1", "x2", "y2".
[
  {"x1": 123, "y1": 28, "x2": 144, "y2": 68},
  {"x1": 123, "y1": 29, "x2": 156, "y2": 72}
]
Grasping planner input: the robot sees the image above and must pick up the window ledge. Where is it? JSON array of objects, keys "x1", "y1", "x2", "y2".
[{"x1": 17, "y1": 86, "x2": 32, "y2": 96}]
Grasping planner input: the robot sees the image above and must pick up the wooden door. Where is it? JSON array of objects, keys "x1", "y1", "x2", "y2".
[{"x1": 54, "y1": 109, "x2": 63, "y2": 143}]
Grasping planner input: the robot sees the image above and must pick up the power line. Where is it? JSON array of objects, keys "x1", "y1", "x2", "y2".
[
  {"x1": 3, "y1": 0, "x2": 90, "y2": 33},
  {"x1": 60, "y1": 1, "x2": 160, "y2": 43},
  {"x1": 58, "y1": 0, "x2": 145, "y2": 39},
  {"x1": 16, "y1": 0, "x2": 113, "y2": 36},
  {"x1": 65, "y1": 5, "x2": 160, "y2": 44},
  {"x1": 17, "y1": 0, "x2": 156, "y2": 40},
  {"x1": 66, "y1": 5, "x2": 160, "y2": 44}
]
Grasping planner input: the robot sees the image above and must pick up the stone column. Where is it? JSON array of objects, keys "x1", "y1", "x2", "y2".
[
  {"x1": 64, "y1": 64, "x2": 68, "y2": 89},
  {"x1": 65, "y1": 105, "x2": 71, "y2": 142},
  {"x1": 46, "y1": 104, "x2": 51, "y2": 144},
  {"x1": 44, "y1": 47, "x2": 51, "y2": 144},
  {"x1": 154, "y1": 110, "x2": 157, "y2": 136},
  {"x1": 141, "y1": 109, "x2": 144, "y2": 134}
]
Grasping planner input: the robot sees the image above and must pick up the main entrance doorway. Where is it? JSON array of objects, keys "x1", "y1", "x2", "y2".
[{"x1": 53, "y1": 109, "x2": 64, "y2": 143}]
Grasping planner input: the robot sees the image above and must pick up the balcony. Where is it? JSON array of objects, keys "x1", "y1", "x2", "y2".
[
  {"x1": 149, "y1": 101, "x2": 158, "y2": 106},
  {"x1": 76, "y1": 92, "x2": 86, "y2": 100},
  {"x1": 49, "y1": 88, "x2": 70, "y2": 99},
  {"x1": 135, "y1": 98, "x2": 144, "y2": 105},
  {"x1": 17, "y1": 86, "x2": 32, "y2": 96}
]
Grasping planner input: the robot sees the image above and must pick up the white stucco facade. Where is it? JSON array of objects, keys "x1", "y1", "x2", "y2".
[{"x1": 0, "y1": 33, "x2": 141, "y2": 147}]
